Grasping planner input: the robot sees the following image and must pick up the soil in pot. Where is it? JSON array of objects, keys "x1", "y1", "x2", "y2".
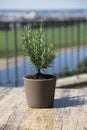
[{"x1": 25, "y1": 73, "x2": 55, "y2": 79}]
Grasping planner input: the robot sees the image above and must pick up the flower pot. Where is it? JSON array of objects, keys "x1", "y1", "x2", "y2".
[{"x1": 23, "y1": 75, "x2": 56, "y2": 108}]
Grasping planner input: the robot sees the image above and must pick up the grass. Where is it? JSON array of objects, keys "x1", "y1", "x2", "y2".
[
  {"x1": 0, "y1": 29, "x2": 23, "y2": 57},
  {"x1": 0, "y1": 23, "x2": 87, "y2": 58}
]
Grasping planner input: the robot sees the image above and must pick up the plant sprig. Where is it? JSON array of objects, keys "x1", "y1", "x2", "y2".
[{"x1": 22, "y1": 23, "x2": 57, "y2": 74}]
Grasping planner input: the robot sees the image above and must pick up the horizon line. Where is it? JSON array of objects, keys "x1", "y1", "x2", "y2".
[{"x1": 0, "y1": 8, "x2": 87, "y2": 11}]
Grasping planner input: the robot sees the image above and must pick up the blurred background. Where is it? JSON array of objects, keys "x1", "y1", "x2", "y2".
[{"x1": 0, "y1": 0, "x2": 87, "y2": 87}]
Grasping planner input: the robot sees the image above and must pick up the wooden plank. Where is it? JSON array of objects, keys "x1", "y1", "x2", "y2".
[{"x1": 0, "y1": 87, "x2": 87, "y2": 130}]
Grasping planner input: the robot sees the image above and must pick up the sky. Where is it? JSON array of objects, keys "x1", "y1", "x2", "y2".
[{"x1": 0, "y1": 0, "x2": 87, "y2": 10}]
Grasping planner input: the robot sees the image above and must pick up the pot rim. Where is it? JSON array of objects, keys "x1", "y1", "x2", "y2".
[{"x1": 23, "y1": 74, "x2": 56, "y2": 81}]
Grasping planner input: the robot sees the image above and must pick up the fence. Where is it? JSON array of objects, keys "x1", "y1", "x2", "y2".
[{"x1": 0, "y1": 18, "x2": 87, "y2": 87}]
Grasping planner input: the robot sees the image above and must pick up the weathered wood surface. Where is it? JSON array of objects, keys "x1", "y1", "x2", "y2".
[{"x1": 0, "y1": 86, "x2": 87, "y2": 130}]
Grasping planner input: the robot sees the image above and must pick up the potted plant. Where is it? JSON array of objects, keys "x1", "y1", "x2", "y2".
[{"x1": 22, "y1": 23, "x2": 57, "y2": 108}]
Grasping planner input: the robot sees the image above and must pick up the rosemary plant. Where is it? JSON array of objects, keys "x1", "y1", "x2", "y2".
[{"x1": 22, "y1": 23, "x2": 57, "y2": 75}]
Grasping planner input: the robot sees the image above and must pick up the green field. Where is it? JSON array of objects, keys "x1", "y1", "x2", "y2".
[{"x1": 0, "y1": 24, "x2": 87, "y2": 58}]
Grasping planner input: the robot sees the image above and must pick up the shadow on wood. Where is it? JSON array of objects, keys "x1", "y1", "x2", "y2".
[{"x1": 53, "y1": 95, "x2": 85, "y2": 108}]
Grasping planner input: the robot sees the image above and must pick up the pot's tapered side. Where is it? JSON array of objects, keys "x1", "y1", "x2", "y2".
[{"x1": 23, "y1": 76, "x2": 56, "y2": 108}]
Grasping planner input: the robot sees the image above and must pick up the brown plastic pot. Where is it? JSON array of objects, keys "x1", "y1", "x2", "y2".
[{"x1": 23, "y1": 75, "x2": 56, "y2": 108}]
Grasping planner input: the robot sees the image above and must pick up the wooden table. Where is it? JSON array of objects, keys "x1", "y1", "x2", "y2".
[{"x1": 0, "y1": 86, "x2": 87, "y2": 130}]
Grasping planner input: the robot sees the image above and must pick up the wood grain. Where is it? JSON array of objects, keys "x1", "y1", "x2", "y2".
[{"x1": 0, "y1": 86, "x2": 87, "y2": 130}]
